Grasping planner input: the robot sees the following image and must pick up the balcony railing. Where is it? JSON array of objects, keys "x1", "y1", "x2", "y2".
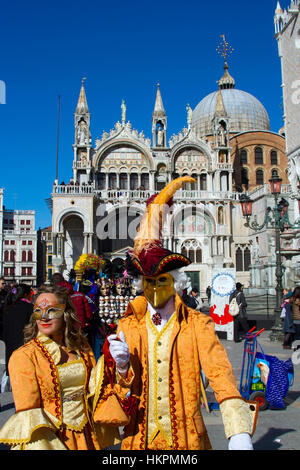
[
  {"x1": 73, "y1": 161, "x2": 92, "y2": 169},
  {"x1": 94, "y1": 189, "x2": 240, "y2": 202},
  {"x1": 53, "y1": 185, "x2": 241, "y2": 201},
  {"x1": 249, "y1": 184, "x2": 291, "y2": 200},
  {"x1": 53, "y1": 184, "x2": 94, "y2": 195},
  {"x1": 3, "y1": 230, "x2": 36, "y2": 235}
]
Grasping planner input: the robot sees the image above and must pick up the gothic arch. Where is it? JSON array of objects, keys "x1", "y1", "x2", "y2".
[
  {"x1": 93, "y1": 140, "x2": 154, "y2": 171},
  {"x1": 96, "y1": 203, "x2": 144, "y2": 253},
  {"x1": 54, "y1": 208, "x2": 89, "y2": 234},
  {"x1": 180, "y1": 239, "x2": 203, "y2": 264},
  {"x1": 170, "y1": 142, "x2": 212, "y2": 172},
  {"x1": 170, "y1": 205, "x2": 216, "y2": 237}
]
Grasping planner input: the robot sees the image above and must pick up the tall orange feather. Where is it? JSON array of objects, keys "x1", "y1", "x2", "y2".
[{"x1": 133, "y1": 176, "x2": 197, "y2": 256}]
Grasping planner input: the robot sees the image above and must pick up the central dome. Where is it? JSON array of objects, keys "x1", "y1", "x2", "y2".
[{"x1": 191, "y1": 65, "x2": 270, "y2": 137}]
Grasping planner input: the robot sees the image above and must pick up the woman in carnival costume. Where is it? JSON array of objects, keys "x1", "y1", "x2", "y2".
[
  {"x1": 105, "y1": 176, "x2": 259, "y2": 450},
  {"x1": 0, "y1": 284, "x2": 133, "y2": 450}
]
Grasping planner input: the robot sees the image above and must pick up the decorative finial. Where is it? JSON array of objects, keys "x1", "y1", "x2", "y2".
[
  {"x1": 217, "y1": 35, "x2": 235, "y2": 89},
  {"x1": 81, "y1": 77, "x2": 87, "y2": 86},
  {"x1": 216, "y1": 35, "x2": 234, "y2": 67}
]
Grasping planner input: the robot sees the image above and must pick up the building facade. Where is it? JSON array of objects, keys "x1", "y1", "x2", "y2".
[
  {"x1": 0, "y1": 196, "x2": 37, "y2": 286},
  {"x1": 50, "y1": 58, "x2": 293, "y2": 295},
  {"x1": 36, "y1": 226, "x2": 54, "y2": 285}
]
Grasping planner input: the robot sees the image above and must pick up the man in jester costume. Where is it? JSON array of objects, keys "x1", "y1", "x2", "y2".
[{"x1": 107, "y1": 177, "x2": 258, "y2": 450}]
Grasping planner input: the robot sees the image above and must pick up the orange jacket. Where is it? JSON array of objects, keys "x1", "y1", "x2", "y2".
[{"x1": 8, "y1": 337, "x2": 95, "y2": 425}]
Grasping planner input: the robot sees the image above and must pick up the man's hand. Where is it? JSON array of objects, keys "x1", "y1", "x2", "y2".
[
  {"x1": 107, "y1": 331, "x2": 130, "y2": 375},
  {"x1": 228, "y1": 433, "x2": 253, "y2": 450}
]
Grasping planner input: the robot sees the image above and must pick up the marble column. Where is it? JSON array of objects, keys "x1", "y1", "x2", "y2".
[
  {"x1": 228, "y1": 171, "x2": 233, "y2": 192},
  {"x1": 149, "y1": 171, "x2": 155, "y2": 191},
  {"x1": 83, "y1": 233, "x2": 88, "y2": 254},
  {"x1": 88, "y1": 233, "x2": 94, "y2": 253},
  {"x1": 224, "y1": 237, "x2": 230, "y2": 259},
  {"x1": 52, "y1": 233, "x2": 58, "y2": 256},
  {"x1": 212, "y1": 236, "x2": 218, "y2": 256},
  {"x1": 207, "y1": 173, "x2": 213, "y2": 192},
  {"x1": 214, "y1": 172, "x2": 220, "y2": 192}
]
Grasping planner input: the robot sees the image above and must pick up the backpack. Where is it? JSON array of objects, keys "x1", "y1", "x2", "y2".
[{"x1": 229, "y1": 293, "x2": 241, "y2": 317}]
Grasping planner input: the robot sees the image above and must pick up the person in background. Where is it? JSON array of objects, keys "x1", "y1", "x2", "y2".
[
  {"x1": 50, "y1": 273, "x2": 94, "y2": 346},
  {"x1": 229, "y1": 283, "x2": 249, "y2": 343},
  {"x1": 290, "y1": 286, "x2": 300, "y2": 347},
  {"x1": 206, "y1": 285, "x2": 211, "y2": 304},
  {"x1": 191, "y1": 287, "x2": 201, "y2": 311},
  {"x1": 281, "y1": 290, "x2": 295, "y2": 349},
  {"x1": 0, "y1": 277, "x2": 8, "y2": 340},
  {"x1": 2, "y1": 284, "x2": 33, "y2": 377},
  {"x1": 68, "y1": 269, "x2": 77, "y2": 287},
  {"x1": 182, "y1": 288, "x2": 198, "y2": 309}
]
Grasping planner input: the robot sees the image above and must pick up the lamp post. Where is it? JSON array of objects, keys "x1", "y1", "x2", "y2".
[{"x1": 239, "y1": 176, "x2": 300, "y2": 341}]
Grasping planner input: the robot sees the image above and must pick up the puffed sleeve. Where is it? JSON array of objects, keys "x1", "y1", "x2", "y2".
[
  {"x1": 0, "y1": 348, "x2": 65, "y2": 449},
  {"x1": 8, "y1": 347, "x2": 41, "y2": 412}
]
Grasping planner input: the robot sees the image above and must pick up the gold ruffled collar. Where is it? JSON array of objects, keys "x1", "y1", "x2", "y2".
[{"x1": 36, "y1": 333, "x2": 79, "y2": 366}]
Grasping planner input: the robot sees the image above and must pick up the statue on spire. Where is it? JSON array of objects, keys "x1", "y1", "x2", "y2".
[{"x1": 186, "y1": 103, "x2": 193, "y2": 129}]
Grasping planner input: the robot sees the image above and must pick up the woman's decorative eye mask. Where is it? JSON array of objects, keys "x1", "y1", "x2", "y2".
[{"x1": 33, "y1": 299, "x2": 66, "y2": 320}]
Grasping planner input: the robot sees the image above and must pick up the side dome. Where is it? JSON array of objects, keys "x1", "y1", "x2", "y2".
[{"x1": 191, "y1": 88, "x2": 270, "y2": 137}]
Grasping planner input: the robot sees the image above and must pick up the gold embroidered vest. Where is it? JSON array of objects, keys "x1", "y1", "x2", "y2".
[{"x1": 146, "y1": 309, "x2": 176, "y2": 446}]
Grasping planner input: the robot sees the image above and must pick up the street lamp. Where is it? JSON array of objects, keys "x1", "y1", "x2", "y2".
[{"x1": 239, "y1": 176, "x2": 300, "y2": 341}]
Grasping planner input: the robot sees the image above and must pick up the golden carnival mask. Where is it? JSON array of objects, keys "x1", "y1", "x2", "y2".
[
  {"x1": 143, "y1": 272, "x2": 175, "y2": 309},
  {"x1": 33, "y1": 298, "x2": 66, "y2": 321}
]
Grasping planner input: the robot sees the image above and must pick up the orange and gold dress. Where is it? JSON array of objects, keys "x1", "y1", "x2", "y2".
[{"x1": 0, "y1": 332, "x2": 120, "y2": 450}]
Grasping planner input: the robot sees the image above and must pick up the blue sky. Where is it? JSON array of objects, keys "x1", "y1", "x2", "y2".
[{"x1": 0, "y1": 0, "x2": 289, "y2": 229}]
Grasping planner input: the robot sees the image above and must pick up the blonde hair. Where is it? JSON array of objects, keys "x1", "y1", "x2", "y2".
[{"x1": 24, "y1": 284, "x2": 90, "y2": 352}]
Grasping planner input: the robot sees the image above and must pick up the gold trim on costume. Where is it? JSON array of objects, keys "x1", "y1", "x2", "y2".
[
  {"x1": 0, "y1": 408, "x2": 59, "y2": 445},
  {"x1": 92, "y1": 355, "x2": 105, "y2": 413}
]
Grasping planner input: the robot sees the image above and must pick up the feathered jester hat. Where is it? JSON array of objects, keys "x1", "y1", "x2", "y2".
[{"x1": 127, "y1": 176, "x2": 196, "y2": 276}]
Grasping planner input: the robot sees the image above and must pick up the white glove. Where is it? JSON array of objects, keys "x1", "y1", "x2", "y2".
[
  {"x1": 228, "y1": 433, "x2": 253, "y2": 450},
  {"x1": 107, "y1": 331, "x2": 130, "y2": 374}
]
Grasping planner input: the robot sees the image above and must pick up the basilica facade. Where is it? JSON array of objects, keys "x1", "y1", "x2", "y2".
[{"x1": 51, "y1": 62, "x2": 290, "y2": 295}]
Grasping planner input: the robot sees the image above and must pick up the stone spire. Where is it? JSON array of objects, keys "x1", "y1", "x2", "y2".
[
  {"x1": 275, "y1": 1, "x2": 283, "y2": 14},
  {"x1": 74, "y1": 78, "x2": 91, "y2": 150},
  {"x1": 73, "y1": 78, "x2": 92, "y2": 184},
  {"x1": 76, "y1": 78, "x2": 89, "y2": 115},
  {"x1": 153, "y1": 82, "x2": 166, "y2": 117},
  {"x1": 152, "y1": 82, "x2": 167, "y2": 148}
]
